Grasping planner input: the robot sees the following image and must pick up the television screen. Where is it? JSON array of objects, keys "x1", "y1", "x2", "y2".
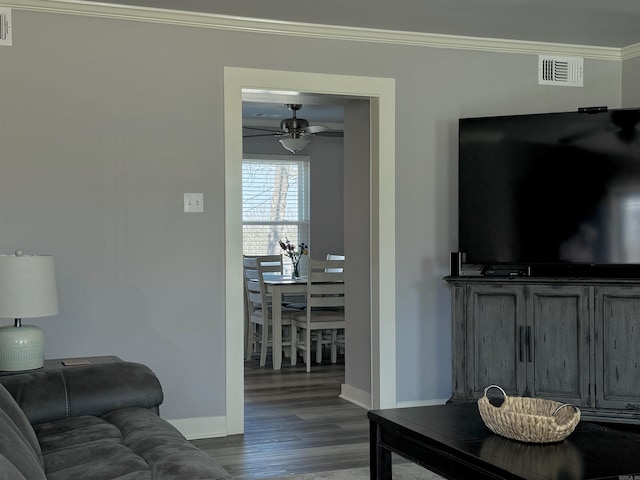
[{"x1": 458, "y1": 108, "x2": 640, "y2": 275}]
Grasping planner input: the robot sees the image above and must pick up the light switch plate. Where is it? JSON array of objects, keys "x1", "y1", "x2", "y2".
[
  {"x1": 0, "y1": 8, "x2": 12, "y2": 46},
  {"x1": 184, "y1": 193, "x2": 204, "y2": 212}
]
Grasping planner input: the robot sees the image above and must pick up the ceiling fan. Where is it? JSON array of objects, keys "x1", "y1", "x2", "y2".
[{"x1": 243, "y1": 104, "x2": 342, "y2": 153}]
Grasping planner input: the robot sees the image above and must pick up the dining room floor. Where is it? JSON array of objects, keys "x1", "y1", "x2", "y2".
[{"x1": 191, "y1": 351, "x2": 372, "y2": 479}]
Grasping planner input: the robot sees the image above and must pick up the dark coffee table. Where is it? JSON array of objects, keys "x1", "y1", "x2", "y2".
[{"x1": 369, "y1": 403, "x2": 640, "y2": 479}]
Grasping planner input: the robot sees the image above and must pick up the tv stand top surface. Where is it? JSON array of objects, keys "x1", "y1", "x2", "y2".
[{"x1": 445, "y1": 275, "x2": 640, "y2": 285}]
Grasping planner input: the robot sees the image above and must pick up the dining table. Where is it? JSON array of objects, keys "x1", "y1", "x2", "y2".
[{"x1": 261, "y1": 274, "x2": 308, "y2": 370}]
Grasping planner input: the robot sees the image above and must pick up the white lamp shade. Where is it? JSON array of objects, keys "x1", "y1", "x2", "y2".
[
  {"x1": 0, "y1": 254, "x2": 58, "y2": 319},
  {"x1": 279, "y1": 136, "x2": 311, "y2": 153}
]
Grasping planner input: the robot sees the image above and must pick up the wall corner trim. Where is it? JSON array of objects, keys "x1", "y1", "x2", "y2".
[{"x1": 621, "y1": 42, "x2": 640, "y2": 61}]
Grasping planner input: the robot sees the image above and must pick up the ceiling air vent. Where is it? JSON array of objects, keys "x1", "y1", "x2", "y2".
[
  {"x1": 538, "y1": 55, "x2": 583, "y2": 87},
  {"x1": 0, "y1": 8, "x2": 12, "y2": 46}
]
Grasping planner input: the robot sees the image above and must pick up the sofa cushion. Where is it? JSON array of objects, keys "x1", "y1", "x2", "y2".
[
  {"x1": 0, "y1": 383, "x2": 45, "y2": 480},
  {"x1": 34, "y1": 415, "x2": 124, "y2": 451},
  {"x1": 104, "y1": 408, "x2": 233, "y2": 480},
  {"x1": 42, "y1": 442, "x2": 152, "y2": 480},
  {"x1": 33, "y1": 407, "x2": 232, "y2": 480},
  {"x1": 0, "y1": 456, "x2": 38, "y2": 480}
]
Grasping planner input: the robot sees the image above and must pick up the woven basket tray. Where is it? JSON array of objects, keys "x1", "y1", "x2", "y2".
[{"x1": 477, "y1": 385, "x2": 581, "y2": 443}]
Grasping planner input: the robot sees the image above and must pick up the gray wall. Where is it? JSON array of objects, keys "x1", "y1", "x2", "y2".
[
  {"x1": 0, "y1": 7, "x2": 630, "y2": 421},
  {"x1": 622, "y1": 56, "x2": 640, "y2": 106},
  {"x1": 343, "y1": 100, "x2": 372, "y2": 394}
]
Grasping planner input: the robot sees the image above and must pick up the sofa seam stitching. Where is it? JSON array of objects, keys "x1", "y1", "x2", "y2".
[{"x1": 60, "y1": 372, "x2": 70, "y2": 418}]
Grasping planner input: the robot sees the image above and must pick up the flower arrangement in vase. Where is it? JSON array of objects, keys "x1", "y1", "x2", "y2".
[{"x1": 278, "y1": 238, "x2": 308, "y2": 278}]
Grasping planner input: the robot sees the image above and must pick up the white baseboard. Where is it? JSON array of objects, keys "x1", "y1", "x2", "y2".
[
  {"x1": 396, "y1": 398, "x2": 449, "y2": 408},
  {"x1": 168, "y1": 415, "x2": 228, "y2": 440},
  {"x1": 339, "y1": 383, "x2": 372, "y2": 410},
  {"x1": 339, "y1": 383, "x2": 449, "y2": 410}
]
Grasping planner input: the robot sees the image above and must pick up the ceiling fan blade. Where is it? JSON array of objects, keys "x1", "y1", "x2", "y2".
[
  {"x1": 316, "y1": 130, "x2": 344, "y2": 138},
  {"x1": 243, "y1": 132, "x2": 282, "y2": 138},
  {"x1": 303, "y1": 125, "x2": 329, "y2": 134},
  {"x1": 243, "y1": 126, "x2": 281, "y2": 133}
]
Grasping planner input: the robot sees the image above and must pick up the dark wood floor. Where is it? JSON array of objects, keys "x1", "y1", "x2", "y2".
[{"x1": 191, "y1": 354, "x2": 371, "y2": 479}]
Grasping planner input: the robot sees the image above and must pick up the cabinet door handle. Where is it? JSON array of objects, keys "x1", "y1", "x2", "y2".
[
  {"x1": 527, "y1": 325, "x2": 532, "y2": 363},
  {"x1": 519, "y1": 326, "x2": 524, "y2": 362}
]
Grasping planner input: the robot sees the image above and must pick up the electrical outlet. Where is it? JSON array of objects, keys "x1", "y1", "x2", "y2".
[{"x1": 184, "y1": 193, "x2": 204, "y2": 213}]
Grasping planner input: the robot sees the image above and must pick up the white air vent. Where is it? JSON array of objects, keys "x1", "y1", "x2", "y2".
[
  {"x1": 0, "y1": 8, "x2": 12, "y2": 46},
  {"x1": 538, "y1": 55, "x2": 583, "y2": 87}
]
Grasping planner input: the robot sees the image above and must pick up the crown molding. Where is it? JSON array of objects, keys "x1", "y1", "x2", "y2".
[
  {"x1": 621, "y1": 43, "x2": 640, "y2": 61},
  {"x1": 0, "y1": 0, "x2": 631, "y2": 60}
]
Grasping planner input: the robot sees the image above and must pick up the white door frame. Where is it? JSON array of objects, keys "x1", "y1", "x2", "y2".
[{"x1": 224, "y1": 67, "x2": 396, "y2": 434}]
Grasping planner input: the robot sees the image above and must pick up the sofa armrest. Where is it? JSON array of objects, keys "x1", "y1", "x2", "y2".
[{"x1": 0, "y1": 362, "x2": 163, "y2": 425}]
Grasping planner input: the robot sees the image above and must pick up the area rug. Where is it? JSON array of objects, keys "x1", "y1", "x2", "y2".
[{"x1": 265, "y1": 463, "x2": 444, "y2": 479}]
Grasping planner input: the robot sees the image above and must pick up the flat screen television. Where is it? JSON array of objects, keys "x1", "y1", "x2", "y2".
[{"x1": 458, "y1": 107, "x2": 640, "y2": 277}]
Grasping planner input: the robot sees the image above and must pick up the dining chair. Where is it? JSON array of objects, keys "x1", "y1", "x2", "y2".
[
  {"x1": 323, "y1": 254, "x2": 345, "y2": 351},
  {"x1": 291, "y1": 258, "x2": 345, "y2": 372},
  {"x1": 323, "y1": 257, "x2": 345, "y2": 344},
  {"x1": 243, "y1": 255, "x2": 279, "y2": 358},
  {"x1": 244, "y1": 256, "x2": 299, "y2": 366}
]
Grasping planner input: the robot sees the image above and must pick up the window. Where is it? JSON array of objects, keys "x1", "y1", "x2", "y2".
[{"x1": 242, "y1": 154, "x2": 310, "y2": 259}]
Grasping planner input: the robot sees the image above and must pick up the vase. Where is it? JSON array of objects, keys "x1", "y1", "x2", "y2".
[{"x1": 291, "y1": 262, "x2": 300, "y2": 279}]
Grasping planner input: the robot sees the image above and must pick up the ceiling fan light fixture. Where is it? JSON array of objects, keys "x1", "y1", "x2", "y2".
[
  {"x1": 281, "y1": 117, "x2": 309, "y2": 132},
  {"x1": 279, "y1": 136, "x2": 311, "y2": 153}
]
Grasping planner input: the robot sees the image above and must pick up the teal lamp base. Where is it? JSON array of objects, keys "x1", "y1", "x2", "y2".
[{"x1": 0, "y1": 323, "x2": 44, "y2": 371}]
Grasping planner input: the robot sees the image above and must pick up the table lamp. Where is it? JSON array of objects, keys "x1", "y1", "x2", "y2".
[{"x1": 0, "y1": 250, "x2": 58, "y2": 371}]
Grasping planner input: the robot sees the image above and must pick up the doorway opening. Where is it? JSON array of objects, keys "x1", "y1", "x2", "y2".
[{"x1": 224, "y1": 67, "x2": 396, "y2": 434}]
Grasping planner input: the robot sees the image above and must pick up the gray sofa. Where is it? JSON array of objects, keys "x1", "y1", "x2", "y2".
[{"x1": 0, "y1": 362, "x2": 232, "y2": 480}]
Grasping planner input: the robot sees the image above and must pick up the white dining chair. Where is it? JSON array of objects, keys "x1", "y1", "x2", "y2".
[
  {"x1": 243, "y1": 255, "x2": 282, "y2": 359},
  {"x1": 291, "y1": 258, "x2": 345, "y2": 372},
  {"x1": 322, "y1": 254, "x2": 345, "y2": 351},
  {"x1": 244, "y1": 255, "x2": 299, "y2": 366}
]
